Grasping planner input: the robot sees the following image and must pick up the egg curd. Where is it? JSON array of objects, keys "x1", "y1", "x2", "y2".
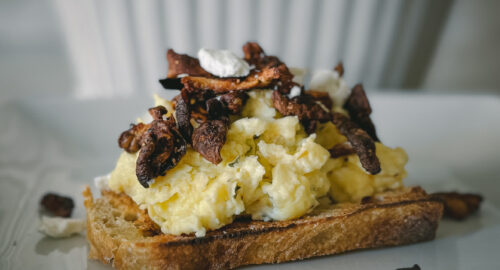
[{"x1": 109, "y1": 90, "x2": 408, "y2": 237}]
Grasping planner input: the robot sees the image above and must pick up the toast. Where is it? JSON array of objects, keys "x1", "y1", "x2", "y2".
[{"x1": 83, "y1": 186, "x2": 443, "y2": 270}]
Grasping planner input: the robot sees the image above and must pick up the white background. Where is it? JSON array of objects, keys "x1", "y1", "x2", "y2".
[{"x1": 1, "y1": 0, "x2": 500, "y2": 99}]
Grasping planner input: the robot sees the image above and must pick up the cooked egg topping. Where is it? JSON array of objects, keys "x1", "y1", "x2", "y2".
[{"x1": 109, "y1": 90, "x2": 408, "y2": 236}]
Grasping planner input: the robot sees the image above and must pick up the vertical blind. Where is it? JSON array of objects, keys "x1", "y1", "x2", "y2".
[{"x1": 53, "y1": 0, "x2": 452, "y2": 98}]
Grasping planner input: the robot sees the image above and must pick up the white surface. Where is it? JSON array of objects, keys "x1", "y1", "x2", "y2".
[{"x1": 0, "y1": 93, "x2": 499, "y2": 269}]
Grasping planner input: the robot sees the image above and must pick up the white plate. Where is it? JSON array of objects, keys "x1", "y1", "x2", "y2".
[{"x1": 1, "y1": 92, "x2": 499, "y2": 269}]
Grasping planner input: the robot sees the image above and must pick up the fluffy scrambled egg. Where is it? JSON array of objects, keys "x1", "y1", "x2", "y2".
[{"x1": 109, "y1": 90, "x2": 408, "y2": 236}]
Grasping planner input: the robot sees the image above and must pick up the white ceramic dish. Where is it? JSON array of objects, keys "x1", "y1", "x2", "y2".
[{"x1": 1, "y1": 92, "x2": 499, "y2": 269}]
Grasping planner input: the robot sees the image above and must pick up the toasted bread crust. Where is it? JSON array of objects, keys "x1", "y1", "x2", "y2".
[{"x1": 83, "y1": 186, "x2": 443, "y2": 270}]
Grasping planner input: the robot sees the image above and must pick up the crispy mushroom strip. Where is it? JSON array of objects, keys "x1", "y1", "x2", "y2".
[
  {"x1": 272, "y1": 90, "x2": 332, "y2": 122},
  {"x1": 159, "y1": 49, "x2": 212, "y2": 90},
  {"x1": 136, "y1": 117, "x2": 187, "y2": 188},
  {"x1": 192, "y1": 120, "x2": 228, "y2": 165},
  {"x1": 242, "y1": 42, "x2": 295, "y2": 93},
  {"x1": 219, "y1": 91, "x2": 249, "y2": 114},
  {"x1": 192, "y1": 99, "x2": 230, "y2": 164},
  {"x1": 174, "y1": 96, "x2": 193, "y2": 143},
  {"x1": 343, "y1": 84, "x2": 379, "y2": 141},
  {"x1": 334, "y1": 61, "x2": 344, "y2": 77},
  {"x1": 118, "y1": 106, "x2": 168, "y2": 153},
  {"x1": 118, "y1": 122, "x2": 150, "y2": 153},
  {"x1": 294, "y1": 90, "x2": 334, "y2": 134},
  {"x1": 329, "y1": 142, "x2": 355, "y2": 158},
  {"x1": 432, "y1": 192, "x2": 483, "y2": 220},
  {"x1": 148, "y1": 105, "x2": 168, "y2": 120},
  {"x1": 166, "y1": 49, "x2": 211, "y2": 78},
  {"x1": 181, "y1": 67, "x2": 281, "y2": 94},
  {"x1": 242, "y1": 42, "x2": 265, "y2": 65},
  {"x1": 118, "y1": 106, "x2": 187, "y2": 188},
  {"x1": 331, "y1": 112, "x2": 381, "y2": 174},
  {"x1": 305, "y1": 90, "x2": 333, "y2": 109}
]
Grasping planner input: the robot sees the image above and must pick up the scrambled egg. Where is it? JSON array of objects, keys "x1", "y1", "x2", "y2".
[{"x1": 109, "y1": 90, "x2": 408, "y2": 236}]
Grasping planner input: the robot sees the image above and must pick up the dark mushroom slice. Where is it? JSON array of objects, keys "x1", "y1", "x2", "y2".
[
  {"x1": 118, "y1": 122, "x2": 149, "y2": 153},
  {"x1": 331, "y1": 112, "x2": 381, "y2": 174},
  {"x1": 343, "y1": 84, "x2": 379, "y2": 141},
  {"x1": 242, "y1": 42, "x2": 265, "y2": 65},
  {"x1": 432, "y1": 192, "x2": 483, "y2": 220},
  {"x1": 242, "y1": 42, "x2": 295, "y2": 94},
  {"x1": 206, "y1": 98, "x2": 228, "y2": 121},
  {"x1": 166, "y1": 49, "x2": 211, "y2": 78},
  {"x1": 148, "y1": 106, "x2": 168, "y2": 120},
  {"x1": 219, "y1": 91, "x2": 249, "y2": 114},
  {"x1": 40, "y1": 193, "x2": 75, "y2": 217},
  {"x1": 301, "y1": 119, "x2": 318, "y2": 135},
  {"x1": 174, "y1": 96, "x2": 193, "y2": 143},
  {"x1": 117, "y1": 106, "x2": 187, "y2": 188},
  {"x1": 192, "y1": 119, "x2": 229, "y2": 165},
  {"x1": 118, "y1": 106, "x2": 170, "y2": 153},
  {"x1": 136, "y1": 117, "x2": 187, "y2": 188},
  {"x1": 272, "y1": 90, "x2": 332, "y2": 122},
  {"x1": 305, "y1": 90, "x2": 333, "y2": 109},
  {"x1": 159, "y1": 49, "x2": 212, "y2": 90},
  {"x1": 329, "y1": 142, "x2": 355, "y2": 158}
]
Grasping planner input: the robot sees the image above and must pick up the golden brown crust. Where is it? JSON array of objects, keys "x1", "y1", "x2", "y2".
[{"x1": 83, "y1": 186, "x2": 442, "y2": 270}]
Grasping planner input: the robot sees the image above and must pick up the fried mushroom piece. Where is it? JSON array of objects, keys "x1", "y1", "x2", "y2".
[
  {"x1": 432, "y1": 192, "x2": 483, "y2": 220},
  {"x1": 191, "y1": 98, "x2": 230, "y2": 165},
  {"x1": 40, "y1": 193, "x2": 75, "y2": 217},
  {"x1": 329, "y1": 142, "x2": 355, "y2": 158},
  {"x1": 242, "y1": 42, "x2": 265, "y2": 65},
  {"x1": 160, "y1": 49, "x2": 212, "y2": 90},
  {"x1": 331, "y1": 112, "x2": 381, "y2": 174},
  {"x1": 136, "y1": 116, "x2": 187, "y2": 188},
  {"x1": 219, "y1": 91, "x2": 249, "y2": 114},
  {"x1": 181, "y1": 67, "x2": 281, "y2": 93},
  {"x1": 305, "y1": 90, "x2": 333, "y2": 109},
  {"x1": 272, "y1": 90, "x2": 332, "y2": 122},
  {"x1": 174, "y1": 97, "x2": 193, "y2": 143},
  {"x1": 118, "y1": 106, "x2": 170, "y2": 153},
  {"x1": 192, "y1": 119, "x2": 228, "y2": 165},
  {"x1": 148, "y1": 106, "x2": 168, "y2": 120},
  {"x1": 343, "y1": 84, "x2": 379, "y2": 141},
  {"x1": 166, "y1": 49, "x2": 211, "y2": 78},
  {"x1": 301, "y1": 120, "x2": 317, "y2": 134},
  {"x1": 242, "y1": 42, "x2": 295, "y2": 94},
  {"x1": 206, "y1": 98, "x2": 229, "y2": 121},
  {"x1": 118, "y1": 122, "x2": 150, "y2": 153},
  {"x1": 173, "y1": 89, "x2": 218, "y2": 125},
  {"x1": 118, "y1": 106, "x2": 187, "y2": 188}
]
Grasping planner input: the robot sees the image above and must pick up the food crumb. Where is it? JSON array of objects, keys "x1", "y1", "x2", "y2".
[{"x1": 396, "y1": 264, "x2": 421, "y2": 270}]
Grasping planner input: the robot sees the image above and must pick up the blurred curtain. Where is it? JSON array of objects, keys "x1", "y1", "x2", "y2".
[{"x1": 52, "y1": 0, "x2": 452, "y2": 98}]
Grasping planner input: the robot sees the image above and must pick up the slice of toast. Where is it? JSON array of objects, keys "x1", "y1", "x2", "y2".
[{"x1": 83, "y1": 186, "x2": 443, "y2": 270}]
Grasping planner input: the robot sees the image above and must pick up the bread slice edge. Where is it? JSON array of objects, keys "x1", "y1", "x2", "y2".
[{"x1": 83, "y1": 186, "x2": 443, "y2": 270}]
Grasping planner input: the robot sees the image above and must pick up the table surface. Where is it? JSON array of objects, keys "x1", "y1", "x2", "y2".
[{"x1": 1, "y1": 92, "x2": 499, "y2": 269}]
